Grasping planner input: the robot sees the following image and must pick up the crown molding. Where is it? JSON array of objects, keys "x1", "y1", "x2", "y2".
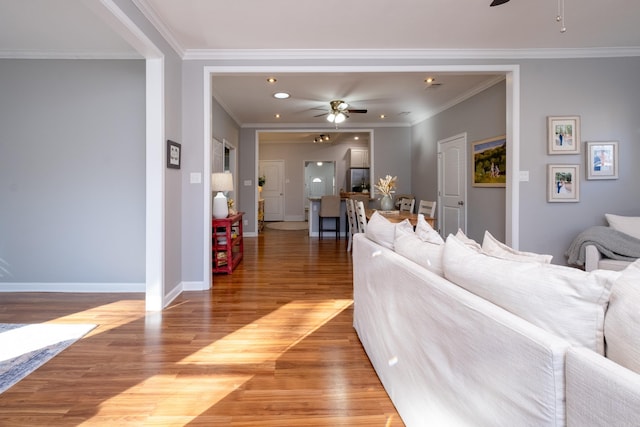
[
  {"x1": 241, "y1": 122, "x2": 411, "y2": 129},
  {"x1": 184, "y1": 47, "x2": 640, "y2": 61},
  {"x1": 131, "y1": 0, "x2": 185, "y2": 57},
  {"x1": 0, "y1": 49, "x2": 142, "y2": 59}
]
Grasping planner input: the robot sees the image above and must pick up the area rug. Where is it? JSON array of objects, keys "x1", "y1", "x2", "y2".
[
  {"x1": 266, "y1": 221, "x2": 309, "y2": 231},
  {"x1": 0, "y1": 323, "x2": 96, "y2": 394}
]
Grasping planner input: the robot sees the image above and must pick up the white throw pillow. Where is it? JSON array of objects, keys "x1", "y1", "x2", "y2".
[
  {"x1": 443, "y1": 235, "x2": 618, "y2": 354},
  {"x1": 415, "y1": 214, "x2": 444, "y2": 244},
  {"x1": 605, "y1": 214, "x2": 640, "y2": 240},
  {"x1": 394, "y1": 226, "x2": 444, "y2": 276},
  {"x1": 604, "y1": 259, "x2": 640, "y2": 373},
  {"x1": 482, "y1": 230, "x2": 553, "y2": 263},
  {"x1": 365, "y1": 211, "x2": 413, "y2": 250},
  {"x1": 454, "y1": 229, "x2": 482, "y2": 251}
]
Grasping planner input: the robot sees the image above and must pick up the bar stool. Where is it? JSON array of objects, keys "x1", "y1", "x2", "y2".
[{"x1": 319, "y1": 195, "x2": 340, "y2": 239}]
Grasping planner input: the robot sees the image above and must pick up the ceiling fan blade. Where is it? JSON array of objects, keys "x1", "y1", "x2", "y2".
[
  {"x1": 490, "y1": 0, "x2": 510, "y2": 6},
  {"x1": 313, "y1": 112, "x2": 327, "y2": 117},
  {"x1": 347, "y1": 109, "x2": 367, "y2": 114}
]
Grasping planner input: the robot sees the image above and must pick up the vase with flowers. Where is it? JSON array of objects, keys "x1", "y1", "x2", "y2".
[
  {"x1": 375, "y1": 175, "x2": 397, "y2": 211},
  {"x1": 258, "y1": 175, "x2": 266, "y2": 194}
]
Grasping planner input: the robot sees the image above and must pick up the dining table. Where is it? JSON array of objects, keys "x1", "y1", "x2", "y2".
[{"x1": 365, "y1": 209, "x2": 435, "y2": 228}]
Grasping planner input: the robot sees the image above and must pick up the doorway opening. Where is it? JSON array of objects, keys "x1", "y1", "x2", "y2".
[{"x1": 304, "y1": 161, "x2": 336, "y2": 221}]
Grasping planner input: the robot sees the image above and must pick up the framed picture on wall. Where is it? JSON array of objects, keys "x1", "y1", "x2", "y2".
[
  {"x1": 548, "y1": 164, "x2": 580, "y2": 202},
  {"x1": 548, "y1": 116, "x2": 580, "y2": 154},
  {"x1": 167, "y1": 140, "x2": 181, "y2": 169},
  {"x1": 586, "y1": 141, "x2": 618, "y2": 180},
  {"x1": 472, "y1": 135, "x2": 507, "y2": 187}
]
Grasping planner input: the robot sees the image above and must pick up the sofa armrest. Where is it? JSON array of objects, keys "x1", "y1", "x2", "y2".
[
  {"x1": 584, "y1": 244, "x2": 602, "y2": 272},
  {"x1": 566, "y1": 346, "x2": 640, "y2": 427}
]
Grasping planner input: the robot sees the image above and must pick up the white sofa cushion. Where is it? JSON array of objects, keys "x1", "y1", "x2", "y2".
[
  {"x1": 482, "y1": 231, "x2": 553, "y2": 263},
  {"x1": 415, "y1": 214, "x2": 444, "y2": 244},
  {"x1": 605, "y1": 213, "x2": 640, "y2": 240},
  {"x1": 443, "y1": 235, "x2": 619, "y2": 354},
  {"x1": 365, "y1": 211, "x2": 413, "y2": 250},
  {"x1": 604, "y1": 259, "x2": 640, "y2": 374},
  {"x1": 455, "y1": 229, "x2": 481, "y2": 251},
  {"x1": 394, "y1": 226, "x2": 444, "y2": 276}
]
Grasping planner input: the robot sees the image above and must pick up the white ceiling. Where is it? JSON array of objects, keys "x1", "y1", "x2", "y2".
[{"x1": 2, "y1": 0, "x2": 639, "y2": 136}]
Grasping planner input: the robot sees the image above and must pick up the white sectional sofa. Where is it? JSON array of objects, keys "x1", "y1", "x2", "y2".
[{"x1": 352, "y1": 213, "x2": 640, "y2": 427}]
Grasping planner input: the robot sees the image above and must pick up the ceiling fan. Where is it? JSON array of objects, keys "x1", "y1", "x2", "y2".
[{"x1": 315, "y1": 100, "x2": 367, "y2": 124}]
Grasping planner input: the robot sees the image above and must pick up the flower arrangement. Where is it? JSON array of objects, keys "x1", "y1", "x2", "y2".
[
  {"x1": 227, "y1": 198, "x2": 237, "y2": 215},
  {"x1": 258, "y1": 175, "x2": 266, "y2": 187},
  {"x1": 374, "y1": 175, "x2": 397, "y2": 197}
]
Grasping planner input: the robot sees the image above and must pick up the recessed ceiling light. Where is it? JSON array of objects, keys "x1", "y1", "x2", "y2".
[
  {"x1": 380, "y1": 114, "x2": 386, "y2": 119},
  {"x1": 273, "y1": 92, "x2": 290, "y2": 99},
  {"x1": 274, "y1": 114, "x2": 280, "y2": 118},
  {"x1": 425, "y1": 77, "x2": 435, "y2": 84},
  {"x1": 354, "y1": 136, "x2": 359, "y2": 140},
  {"x1": 267, "y1": 77, "x2": 277, "y2": 84}
]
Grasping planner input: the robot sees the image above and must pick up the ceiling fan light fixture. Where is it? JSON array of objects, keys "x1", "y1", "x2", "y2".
[
  {"x1": 327, "y1": 112, "x2": 336, "y2": 122},
  {"x1": 334, "y1": 112, "x2": 346, "y2": 124},
  {"x1": 338, "y1": 101, "x2": 349, "y2": 110},
  {"x1": 273, "y1": 92, "x2": 290, "y2": 99}
]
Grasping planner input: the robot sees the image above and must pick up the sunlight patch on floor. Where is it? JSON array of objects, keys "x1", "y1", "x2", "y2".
[
  {"x1": 87, "y1": 299, "x2": 353, "y2": 422},
  {"x1": 179, "y1": 299, "x2": 353, "y2": 365}
]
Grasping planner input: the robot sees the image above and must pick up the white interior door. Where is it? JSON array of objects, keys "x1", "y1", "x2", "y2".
[
  {"x1": 260, "y1": 160, "x2": 285, "y2": 221},
  {"x1": 438, "y1": 133, "x2": 467, "y2": 238}
]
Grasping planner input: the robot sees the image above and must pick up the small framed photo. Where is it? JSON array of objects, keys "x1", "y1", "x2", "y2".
[
  {"x1": 472, "y1": 135, "x2": 507, "y2": 187},
  {"x1": 548, "y1": 116, "x2": 580, "y2": 154},
  {"x1": 548, "y1": 164, "x2": 580, "y2": 202},
  {"x1": 586, "y1": 141, "x2": 618, "y2": 180},
  {"x1": 167, "y1": 140, "x2": 181, "y2": 169}
]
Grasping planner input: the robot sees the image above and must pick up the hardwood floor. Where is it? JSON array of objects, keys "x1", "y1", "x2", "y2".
[{"x1": 0, "y1": 227, "x2": 404, "y2": 426}]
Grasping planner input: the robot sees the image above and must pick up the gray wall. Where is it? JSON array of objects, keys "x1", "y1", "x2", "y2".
[
  {"x1": 412, "y1": 81, "x2": 507, "y2": 242},
  {"x1": 0, "y1": 59, "x2": 145, "y2": 284},
  {"x1": 255, "y1": 127, "x2": 411, "y2": 223},
  {"x1": 259, "y1": 140, "x2": 367, "y2": 221},
  {"x1": 518, "y1": 57, "x2": 640, "y2": 263}
]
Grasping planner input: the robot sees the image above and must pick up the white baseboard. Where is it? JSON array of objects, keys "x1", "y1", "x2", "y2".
[
  {"x1": 181, "y1": 281, "x2": 209, "y2": 291},
  {"x1": 0, "y1": 282, "x2": 145, "y2": 293}
]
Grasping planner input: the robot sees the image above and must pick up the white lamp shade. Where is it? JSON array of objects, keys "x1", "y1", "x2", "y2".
[{"x1": 211, "y1": 172, "x2": 233, "y2": 192}]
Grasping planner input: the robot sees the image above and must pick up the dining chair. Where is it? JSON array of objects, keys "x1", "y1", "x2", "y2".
[
  {"x1": 345, "y1": 198, "x2": 359, "y2": 252},
  {"x1": 355, "y1": 200, "x2": 368, "y2": 234},
  {"x1": 399, "y1": 197, "x2": 415, "y2": 213},
  {"x1": 350, "y1": 194, "x2": 370, "y2": 209},
  {"x1": 394, "y1": 194, "x2": 414, "y2": 210},
  {"x1": 319, "y1": 195, "x2": 341, "y2": 239},
  {"x1": 418, "y1": 200, "x2": 436, "y2": 217}
]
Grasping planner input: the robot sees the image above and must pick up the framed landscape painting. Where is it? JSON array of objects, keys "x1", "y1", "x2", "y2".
[
  {"x1": 548, "y1": 164, "x2": 580, "y2": 202},
  {"x1": 586, "y1": 141, "x2": 618, "y2": 180},
  {"x1": 472, "y1": 135, "x2": 506, "y2": 187},
  {"x1": 548, "y1": 116, "x2": 580, "y2": 154}
]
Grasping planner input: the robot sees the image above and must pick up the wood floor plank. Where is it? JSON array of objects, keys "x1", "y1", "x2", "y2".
[{"x1": 0, "y1": 228, "x2": 404, "y2": 426}]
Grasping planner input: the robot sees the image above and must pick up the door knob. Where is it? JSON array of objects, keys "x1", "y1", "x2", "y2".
[{"x1": 458, "y1": 201, "x2": 464, "y2": 206}]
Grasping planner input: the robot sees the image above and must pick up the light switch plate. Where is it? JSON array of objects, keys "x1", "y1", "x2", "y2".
[
  {"x1": 244, "y1": 180, "x2": 252, "y2": 186},
  {"x1": 519, "y1": 170, "x2": 530, "y2": 182},
  {"x1": 190, "y1": 172, "x2": 202, "y2": 184}
]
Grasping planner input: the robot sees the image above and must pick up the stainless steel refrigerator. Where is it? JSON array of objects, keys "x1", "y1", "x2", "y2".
[{"x1": 347, "y1": 168, "x2": 370, "y2": 192}]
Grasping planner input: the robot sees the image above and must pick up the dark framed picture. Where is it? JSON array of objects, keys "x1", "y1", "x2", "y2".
[
  {"x1": 472, "y1": 135, "x2": 507, "y2": 187},
  {"x1": 586, "y1": 141, "x2": 618, "y2": 180},
  {"x1": 548, "y1": 164, "x2": 580, "y2": 202},
  {"x1": 167, "y1": 140, "x2": 181, "y2": 169},
  {"x1": 548, "y1": 116, "x2": 580, "y2": 154}
]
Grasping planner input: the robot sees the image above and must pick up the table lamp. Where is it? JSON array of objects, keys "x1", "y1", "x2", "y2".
[{"x1": 211, "y1": 172, "x2": 233, "y2": 219}]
